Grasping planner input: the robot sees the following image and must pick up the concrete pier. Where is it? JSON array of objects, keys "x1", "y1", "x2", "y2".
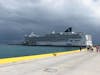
[{"x1": 0, "y1": 51, "x2": 100, "y2": 75}]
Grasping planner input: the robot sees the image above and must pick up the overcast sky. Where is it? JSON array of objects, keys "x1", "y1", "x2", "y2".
[{"x1": 0, "y1": 0, "x2": 100, "y2": 44}]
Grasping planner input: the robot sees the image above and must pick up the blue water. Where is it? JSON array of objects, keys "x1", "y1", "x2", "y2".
[{"x1": 0, "y1": 45, "x2": 79, "y2": 58}]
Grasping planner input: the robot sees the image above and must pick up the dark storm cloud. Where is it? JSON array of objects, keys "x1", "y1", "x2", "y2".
[{"x1": 0, "y1": 0, "x2": 100, "y2": 44}]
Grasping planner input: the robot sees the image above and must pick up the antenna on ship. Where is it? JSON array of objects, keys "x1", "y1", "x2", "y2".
[{"x1": 64, "y1": 27, "x2": 72, "y2": 32}]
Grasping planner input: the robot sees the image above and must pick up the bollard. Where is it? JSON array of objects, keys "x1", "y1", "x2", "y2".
[{"x1": 53, "y1": 53, "x2": 57, "y2": 56}]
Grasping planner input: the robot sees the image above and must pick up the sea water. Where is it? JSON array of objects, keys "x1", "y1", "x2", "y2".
[{"x1": 0, "y1": 45, "x2": 79, "y2": 58}]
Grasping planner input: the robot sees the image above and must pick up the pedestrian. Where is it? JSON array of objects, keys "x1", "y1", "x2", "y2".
[
  {"x1": 90, "y1": 46, "x2": 94, "y2": 52},
  {"x1": 87, "y1": 45, "x2": 94, "y2": 52},
  {"x1": 96, "y1": 46, "x2": 99, "y2": 53},
  {"x1": 80, "y1": 46, "x2": 82, "y2": 51},
  {"x1": 87, "y1": 45, "x2": 90, "y2": 51}
]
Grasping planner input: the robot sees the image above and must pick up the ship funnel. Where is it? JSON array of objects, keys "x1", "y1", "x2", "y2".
[{"x1": 64, "y1": 27, "x2": 72, "y2": 32}]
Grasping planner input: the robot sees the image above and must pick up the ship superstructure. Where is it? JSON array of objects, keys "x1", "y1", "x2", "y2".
[{"x1": 23, "y1": 27, "x2": 93, "y2": 47}]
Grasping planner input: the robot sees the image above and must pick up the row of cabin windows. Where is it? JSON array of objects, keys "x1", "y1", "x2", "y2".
[
  {"x1": 26, "y1": 37, "x2": 81, "y2": 42},
  {"x1": 25, "y1": 36, "x2": 82, "y2": 41}
]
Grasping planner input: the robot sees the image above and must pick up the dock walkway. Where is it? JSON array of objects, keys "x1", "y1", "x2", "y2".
[{"x1": 0, "y1": 51, "x2": 100, "y2": 75}]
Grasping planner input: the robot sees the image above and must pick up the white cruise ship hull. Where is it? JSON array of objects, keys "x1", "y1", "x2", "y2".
[{"x1": 36, "y1": 41, "x2": 86, "y2": 46}]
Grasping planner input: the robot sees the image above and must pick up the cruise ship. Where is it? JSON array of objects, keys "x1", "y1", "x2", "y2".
[{"x1": 23, "y1": 27, "x2": 93, "y2": 47}]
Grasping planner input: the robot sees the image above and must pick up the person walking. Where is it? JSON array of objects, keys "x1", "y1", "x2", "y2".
[
  {"x1": 80, "y1": 46, "x2": 82, "y2": 51},
  {"x1": 96, "y1": 46, "x2": 99, "y2": 53},
  {"x1": 87, "y1": 45, "x2": 90, "y2": 51},
  {"x1": 87, "y1": 45, "x2": 93, "y2": 52}
]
